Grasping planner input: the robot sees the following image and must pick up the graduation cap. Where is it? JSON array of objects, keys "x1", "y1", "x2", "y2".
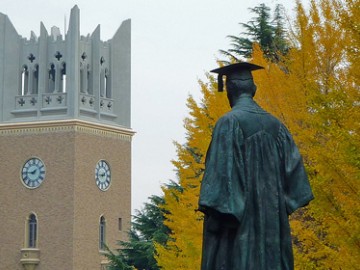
[{"x1": 211, "y1": 62, "x2": 264, "y2": 92}]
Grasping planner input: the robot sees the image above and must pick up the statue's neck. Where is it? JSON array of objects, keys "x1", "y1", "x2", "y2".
[{"x1": 231, "y1": 94, "x2": 254, "y2": 108}]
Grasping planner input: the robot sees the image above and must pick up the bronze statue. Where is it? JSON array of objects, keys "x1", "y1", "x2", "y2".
[{"x1": 198, "y1": 62, "x2": 314, "y2": 270}]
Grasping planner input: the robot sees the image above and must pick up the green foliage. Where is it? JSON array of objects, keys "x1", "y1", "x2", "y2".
[
  {"x1": 106, "y1": 195, "x2": 170, "y2": 270},
  {"x1": 220, "y1": 3, "x2": 289, "y2": 63},
  {"x1": 105, "y1": 244, "x2": 134, "y2": 270}
]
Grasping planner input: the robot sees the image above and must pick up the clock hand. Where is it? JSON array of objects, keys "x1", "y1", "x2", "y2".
[{"x1": 29, "y1": 168, "x2": 38, "y2": 174}]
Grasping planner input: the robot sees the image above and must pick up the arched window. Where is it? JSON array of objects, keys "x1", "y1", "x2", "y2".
[
  {"x1": 48, "y1": 63, "x2": 56, "y2": 93},
  {"x1": 105, "y1": 68, "x2": 111, "y2": 98},
  {"x1": 28, "y1": 214, "x2": 37, "y2": 248},
  {"x1": 80, "y1": 63, "x2": 85, "y2": 93},
  {"x1": 32, "y1": 65, "x2": 39, "y2": 94},
  {"x1": 60, "y1": 63, "x2": 66, "y2": 93},
  {"x1": 21, "y1": 65, "x2": 29, "y2": 95},
  {"x1": 100, "y1": 69, "x2": 105, "y2": 97},
  {"x1": 87, "y1": 65, "x2": 92, "y2": 94},
  {"x1": 99, "y1": 216, "x2": 106, "y2": 250}
]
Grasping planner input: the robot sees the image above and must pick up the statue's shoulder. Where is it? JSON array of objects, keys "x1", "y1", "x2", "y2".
[
  {"x1": 213, "y1": 112, "x2": 238, "y2": 131},
  {"x1": 217, "y1": 111, "x2": 238, "y2": 124}
]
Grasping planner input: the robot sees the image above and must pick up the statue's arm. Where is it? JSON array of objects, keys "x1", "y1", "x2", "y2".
[
  {"x1": 280, "y1": 125, "x2": 314, "y2": 215},
  {"x1": 199, "y1": 115, "x2": 246, "y2": 224}
]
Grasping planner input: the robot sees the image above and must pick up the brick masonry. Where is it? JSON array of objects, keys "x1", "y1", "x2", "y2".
[{"x1": 0, "y1": 121, "x2": 133, "y2": 269}]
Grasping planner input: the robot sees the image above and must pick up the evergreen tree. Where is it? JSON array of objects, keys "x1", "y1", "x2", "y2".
[
  {"x1": 107, "y1": 193, "x2": 172, "y2": 270},
  {"x1": 272, "y1": 4, "x2": 289, "y2": 60},
  {"x1": 220, "y1": 3, "x2": 289, "y2": 63}
]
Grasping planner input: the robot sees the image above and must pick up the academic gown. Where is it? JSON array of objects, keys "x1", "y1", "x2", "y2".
[{"x1": 198, "y1": 96, "x2": 314, "y2": 270}]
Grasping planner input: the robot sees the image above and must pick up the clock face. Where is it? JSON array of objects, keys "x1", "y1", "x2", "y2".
[
  {"x1": 21, "y1": 157, "x2": 46, "y2": 189},
  {"x1": 95, "y1": 160, "x2": 111, "y2": 191}
]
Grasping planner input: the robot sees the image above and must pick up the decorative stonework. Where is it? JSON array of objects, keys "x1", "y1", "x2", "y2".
[
  {"x1": 20, "y1": 248, "x2": 40, "y2": 270},
  {"x1": 15, "y1": 95, "x2": 38, "y2": 109},
  {"x1": 42, "y1": 93, "x2": 67, "y2": 107},
  {"x1": 80, "y1": 94, "x2": 95, "y2": 108},
  {"x1": 100, "y1": 97, "x2": 114, "y2": 114},
  {"x1": 100, "y1": 257, "x2": 110, "y2": 270},
  {"x1": 0, "y1": 6, "x2": 131, "y2": 128},
  {"x1": 0, "y1": 120, "x2": 135, "y2": 141}
]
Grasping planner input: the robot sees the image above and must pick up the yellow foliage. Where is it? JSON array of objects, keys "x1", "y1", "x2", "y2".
[
  {"x1": 155, "y1": 0, "x2": 359, "y2": 269},
  {"x1": 155, "y1": 77, "x2": 229, "y2": 269},
  {"x1": 255, "y1": 0, "x2": 360, "y2": 268}
]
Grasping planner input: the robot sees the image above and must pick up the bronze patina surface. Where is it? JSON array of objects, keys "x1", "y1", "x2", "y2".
[{"x1": 199, "y1": 63, "x2": 314, "y2": 270}]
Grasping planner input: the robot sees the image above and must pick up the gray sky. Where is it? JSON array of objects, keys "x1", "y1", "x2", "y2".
[{"x1": 2, "y1": 0, "x2": 296, "y2": 213}]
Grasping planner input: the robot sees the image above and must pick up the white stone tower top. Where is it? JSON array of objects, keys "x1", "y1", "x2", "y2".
[{"x1": 0, "y1": 5, "x2": 131, "y2": 128}]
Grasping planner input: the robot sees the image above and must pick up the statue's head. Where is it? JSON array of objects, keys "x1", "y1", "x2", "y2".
[
  {"x1": 226, "y1": 79, "x2": 257, "y2": 106},
  {"x1": 211, "y1": 62, "x2": 263, "y2": 107}
]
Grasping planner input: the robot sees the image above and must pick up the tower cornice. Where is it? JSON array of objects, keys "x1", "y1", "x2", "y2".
[{"x1": 0, "y1": 119, "x2": 135, "y2": 141}]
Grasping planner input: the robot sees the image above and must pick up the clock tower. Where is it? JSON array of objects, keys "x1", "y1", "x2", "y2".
[{"x1": 0, "y1": 6, "x2": 133, "y2": 270}]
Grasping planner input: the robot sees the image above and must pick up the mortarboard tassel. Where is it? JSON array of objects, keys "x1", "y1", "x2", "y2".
[{"x1": 218, "y1": 74, "x2": 223, "y2": 92}]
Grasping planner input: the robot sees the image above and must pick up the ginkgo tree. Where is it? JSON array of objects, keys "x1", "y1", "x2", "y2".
[
  {"x1": 155, "y1": 0, "x2": 359, "y2": 269},
  {"x1": 155, "y1": 76, "x2": 229, "y2": 269},
  {"x1": 273, "y1": 0, "x2": 360, "y2": 268}
]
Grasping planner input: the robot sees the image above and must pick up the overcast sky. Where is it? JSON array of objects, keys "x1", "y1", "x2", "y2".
[{"x1": 2, "y1": 0, "x2": 296, "y2": 213}]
